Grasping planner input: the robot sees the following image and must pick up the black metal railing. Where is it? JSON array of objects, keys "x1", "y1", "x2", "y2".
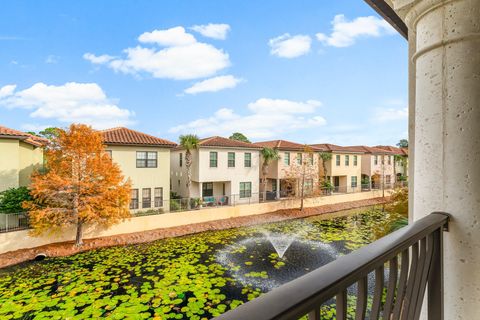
[{"x1": 215, "y1": 212, "x2": 449, "y2": 320}]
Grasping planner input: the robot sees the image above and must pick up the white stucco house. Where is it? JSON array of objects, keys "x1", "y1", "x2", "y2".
[{"x1": 170, "y1": 136, "x2": 262, "y2": 206}]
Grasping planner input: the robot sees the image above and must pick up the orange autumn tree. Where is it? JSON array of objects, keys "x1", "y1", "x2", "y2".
[{"x1": 24, "y1": 124, "x2": 131, "y2": 246}]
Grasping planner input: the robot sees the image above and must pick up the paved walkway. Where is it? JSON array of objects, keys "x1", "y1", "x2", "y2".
[{"x1": 0, "y1": 197, "x2": 388, "y2": 268}]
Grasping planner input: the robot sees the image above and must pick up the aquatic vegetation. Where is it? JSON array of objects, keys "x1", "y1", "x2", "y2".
[{"x1": 0, "y1": 207, "x2": 402, "y2": 319}]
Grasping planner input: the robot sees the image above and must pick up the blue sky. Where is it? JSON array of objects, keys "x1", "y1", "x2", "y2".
[{"x1": 0, "y1": 0, "x2": 408, "y2": 146}]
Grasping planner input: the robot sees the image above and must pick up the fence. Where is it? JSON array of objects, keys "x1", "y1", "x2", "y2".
[
  {"x1": 0, "y1": 183, "x2": 403, "y2": 233},
  {"x1": 0, "y1": 212, "x2": 30, "y2": 233}
]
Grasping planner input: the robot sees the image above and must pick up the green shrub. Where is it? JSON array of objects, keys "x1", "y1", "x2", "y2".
[{"x1": 0, "y1": 187, "x2": 32, "y2": 213}]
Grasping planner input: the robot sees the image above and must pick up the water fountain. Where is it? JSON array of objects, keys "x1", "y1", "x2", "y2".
[{"x1": 215, "y1": 220, "x2": 339, "y2": 291}]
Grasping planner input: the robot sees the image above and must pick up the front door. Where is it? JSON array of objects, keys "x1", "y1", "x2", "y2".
[{"x1": 333, "y1": 176, "x2": 340, "y2": 187}]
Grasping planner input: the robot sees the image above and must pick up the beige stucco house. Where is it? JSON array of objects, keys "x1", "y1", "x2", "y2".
[
  {"x1": 171, "y1": 136, "x2": 261, "y2": 205},
  {"x1": 101, "y1": 127, "x2": 176, "y2": 212},
  {"x1": 310, "y1": 144, "x2": 364, "y2": 193},
  {"x1": 0, "y1": 126, "x2": 47, "y2": 192},
  {"x1": 346, "y1": 146, "x2": 396, "y2": 189},
  {"x1": 375, "y1": 145, "x2": 408, "y2": 181},
  {"x1": 254, "y1": 140, "x2": 320, "y2": 199}
]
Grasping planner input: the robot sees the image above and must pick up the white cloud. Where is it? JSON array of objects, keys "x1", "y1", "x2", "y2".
[
  {"x1": 45, "y1": 55, "x2": 59, "y2": 64},
  {"x1": 138, "y1": 26, "x2": 196, "y2": 46},
  {"x1": 316, "y1": 14, "x2": 396, "y2": 47},
  {"x1": 169, "y1": 98, "x2": 325, "y2": 139},
  {"x1": 0, "y1": 84, "x2": 16, "y2": 98},
  {"x1": 184, "y1": 75, "x2": 243, "y2": 94},
  {"x1": 0, "y1": 82, "x2": 134, "y2": 129},
  {"x1": 373, "y1": 107, "x2": 408, "y2": 122},
  {"x1": 83, "y1": 53, "x2": 115, "y2": 64},
  {"x1": 269, "y1": 34, "x2": 312, "y2": 58},
  {"x1": 191, "y1": 23, "x2": 231, "y2": 40},
  {"x1": 84, "y1": 26, "x2": 230, "y2": 80}
]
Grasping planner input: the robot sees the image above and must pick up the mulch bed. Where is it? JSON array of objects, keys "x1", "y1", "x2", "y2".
[{"x1": 0, "y1": 197, "x2": 388, "y2": 268}]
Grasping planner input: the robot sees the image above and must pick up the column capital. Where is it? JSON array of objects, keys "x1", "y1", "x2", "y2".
[{"x1": 390, "y1": 0, "x2": 443, "y2": 27}]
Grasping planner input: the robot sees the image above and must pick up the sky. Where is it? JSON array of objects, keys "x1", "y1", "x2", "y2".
[{"x1": 0, "y1": 0, "x2": 408, "y2": 146}]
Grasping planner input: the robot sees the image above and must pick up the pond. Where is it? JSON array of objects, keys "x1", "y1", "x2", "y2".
[{"x1": 0, "y1": 206, "x2": 402, "y2": 320}]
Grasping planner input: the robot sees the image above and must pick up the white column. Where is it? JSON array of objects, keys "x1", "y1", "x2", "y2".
[
  {"x1": 392, "y1": 0, "x2": 480, "y2": 318},
  {"x1": 276, "y1": 179, "x2": 280, "y2": 199}
]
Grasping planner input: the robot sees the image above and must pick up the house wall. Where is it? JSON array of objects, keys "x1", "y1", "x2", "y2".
[
  {"x1": 326, "y1": 153, "x2": 362, "y2": 191},
  {"x1": 171, "y1": 148, "x2": 260, "y2": 203},
  {"x1": 0, "y1": 138, "x2": 44, "y2": 192},
  {"x1": 0, "y1": 139, "x2": 20, "y2": 191},
  {"x1": 18, "y1": 141, "x2": 43, "y2": 187},
  {"x1": 106, "y1": 145, "x2": 171, "y2": 211}
]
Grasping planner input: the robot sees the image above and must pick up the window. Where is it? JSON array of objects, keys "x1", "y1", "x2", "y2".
[
  {"x1": 244, "y1": 153, "x2": 252, "y2": 167},
  {"x1": 154, "y1": 187, "x2": 163, "y2": 207},
  {"x1": 386, "y1": 175, "x2": 391, "y2": 184},
  {"x1": 309, "y1": 153, "x2": 314, "y2": 165},
  {"x1": 240, "y1": 182, "x2": 252, "y2": 198},
  {"x1": 284, "y1": 152, "x2": 290, "y2": 165},
  {"x1": 105, "y1": 150, "x2": 112, "y2": 158},
  {"x1": 130, "y1": 189, "x2": 139, "y2": 210},
  {"x1": 374, "y1": 155, "x2": 378, "y2": 165},
  {"x1": 228, "y1": 152, "x2": 235, "y2": 167},
  {"x1": 179, "y1": 153, "x2": 183, "y2": 167},
  {"x1": 336, "y1": 155, "x2": 341, "y2": 166},
  {"x1": 351, "y1": 176, "x2": 358, "y2": 188},
  {"x1": 202, "y1": 182, "x2": 213, "y2": 197},
  {"x1": 305, "y1": 179, "x2": 313, "y2": 194},
  {"x1": 345, "y1": 155, "x2": 350, "y2": 166},
  {"x1": 297, "y1": 153, "x2": 303, "y2": 165},
  {"x1": 136, "y1": 151, "x2": 157, "y2": 168},
  {"x1": 353, "y1": 155, "x2": 358, "y2": 166},
  {"x1": 209, "y1": 152, "x2": 218, "y2": 167},
  {"x1": 142, "y1": 188, "x2": 151, "y2": 208},
  {"x1": 388, "y1": 155, "x2": 392, "y2": 165}
]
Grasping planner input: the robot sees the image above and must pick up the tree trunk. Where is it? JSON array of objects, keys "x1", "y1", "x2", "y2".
[
  {"x1": 262, "y1": 163, "x2": 268, "y2": 202},
  {"x1": 75, "y1": 220, "x2": 83, "y2": 247},
  {"x1": 185, "y1": 150, "x2": 192, "y2": 210},
  {"x1": 73, "y1": 193, "x2": 83, "y2": 246}
]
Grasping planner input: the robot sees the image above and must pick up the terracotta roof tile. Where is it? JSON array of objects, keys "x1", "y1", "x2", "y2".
[
  {"x1": 198, "y1": 136, "x2": 262, "y2": 149},
  {"x1": 254, "y1": 139, "x2": 315, "y2": 151},
  {"x1": 0, "y1": 125, "x2": 48, "y2": 147},
  {"x1": 375, "y1": 145, "x2": 408, "y2": 156},
  {"x1": 346, "y1": 145, "x2": 397, "y2": 154},
  {"x1": 101, "y1": 127, "x2": 176, "y2": 147},
  {"x1": 310, "y1": 143, "x2": 366, "y2": 153}
]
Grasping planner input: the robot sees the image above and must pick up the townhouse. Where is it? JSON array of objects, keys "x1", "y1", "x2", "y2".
[
  {"x1": 310, "y1": 144, "x2": 364, "y2": 193},
  {"x1": 101, "y1": 127, "x2": 176, "y2": 212},
  {"x1": 0, "y1": 126, "x2": 47, "y2": 192},
  {"x1": 254, "y1": 140, "x2": 320, "y2": 199},
  {"x1": 375, "y1": 145, "x2": 409, "y2": 180},
  {"x1": 170, "y1": 136, "x2": 261, "y2": 206},
  {"x1": 347, "y1": 146, "x2": 397, "y2": 188}
]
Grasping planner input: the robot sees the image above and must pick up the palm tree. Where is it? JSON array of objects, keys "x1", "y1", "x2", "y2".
[
  {"x1": 179, "y1": 134, "x2": 200, "y2": 209},
  {"x1": 318, "y1": 152, "x2": 332, "y2": 182},
  {"x1": 260, "y1": 147, "x2": 280, "y2": 201}
]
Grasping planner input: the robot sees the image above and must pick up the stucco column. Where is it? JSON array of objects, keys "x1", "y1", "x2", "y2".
[
  {"x1": 276, "y1": 179, "x2": 280, "y2": 199},
  {"x1": 391, "y1": 0, "x2": 480, "y2": 318}
]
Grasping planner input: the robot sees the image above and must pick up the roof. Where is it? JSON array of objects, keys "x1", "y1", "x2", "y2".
[
  {"x1": 197, "y1": 136, "x2": 262, "y2": 149},
  {"x1": 310, "y1": 143, "x2": 366, "y2": 154},
  {"x1": 364, "y1": 0, "x2": 408, "y2": 39},
  {"x1": 0, "y1": 125, "x2": 48, "y2": 147},
  {"x1": 101, "y1": 127, "x2": 177, "y2": 147},
  {"x1": 346, "y1": 145, "x2": 397, "y2": 155},
  {"x1": 254, "y1": 140, "x2": 314, "y2": 151},
  {"x1": 375, "y1": 145, "x2": 408, "y2": 156}
]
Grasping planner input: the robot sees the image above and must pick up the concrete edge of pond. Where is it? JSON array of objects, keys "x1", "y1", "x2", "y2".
[{"x1": 0, "y1": 197, "x2": 389, "y2": 269}]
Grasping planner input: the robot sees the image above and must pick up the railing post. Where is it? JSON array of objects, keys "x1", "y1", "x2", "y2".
[{"x1": 427, "y1": 227, "x2": 443, "y2": 320}]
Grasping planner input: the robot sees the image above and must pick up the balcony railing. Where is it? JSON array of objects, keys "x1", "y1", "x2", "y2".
[{"x1": 216, "y1": 212, "x2": 449, "y2": 320}]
